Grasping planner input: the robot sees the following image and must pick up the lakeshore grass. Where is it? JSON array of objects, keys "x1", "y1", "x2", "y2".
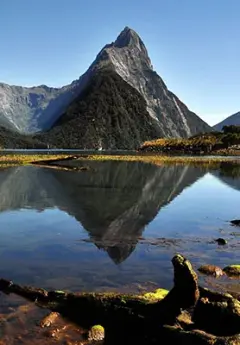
[
  {"x1": 0, "y1": 154, "x2": 72, "y2": 165},
  {"x1": 0, "y1": 153, "x2": 239, "y2": 169},
  {"x1": 76, "y1": 154, "x2": 240, "y2": 166}
]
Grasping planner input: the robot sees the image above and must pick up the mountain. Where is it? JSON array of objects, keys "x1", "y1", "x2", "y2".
[
  {"x1": 214, "y1": 112, "x2": 240, "y2": 131},
  {"x1": 0, "y1": 82, "x2": 82, "y2": 133},
  {"x1": 0, "y1": 162, "x2": 205, "y2": 264},
  {"x1": 0, "y1": 27, "x2": 211, "y2": 148},
  {"x1": 36, "y1": 70, "x2": 161, "y2": 149},
  {"x1": 0, "y1": 126, "x2": 45, "y2": 149},
  {"x1": 37, "y1": 27, "x2": 211, "y2": 149}
]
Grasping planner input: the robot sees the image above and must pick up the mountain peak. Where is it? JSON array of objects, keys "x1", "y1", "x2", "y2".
[{"x1": 114, "y1": 26, "x2": 145, "y2": 50}]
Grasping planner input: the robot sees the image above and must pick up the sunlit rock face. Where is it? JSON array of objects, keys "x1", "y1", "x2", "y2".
[{"x1": 94, "y1": 27, "x2": 211, "y2": 138}]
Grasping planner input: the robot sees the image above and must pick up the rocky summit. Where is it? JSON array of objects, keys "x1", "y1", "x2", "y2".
[{"x1": 0, "y1": 27, "x2": 211, "y2": 149}]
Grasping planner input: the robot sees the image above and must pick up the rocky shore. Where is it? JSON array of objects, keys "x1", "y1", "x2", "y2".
[{"x1": 0, "y1": 254, "x2": 239, "y2": 344}]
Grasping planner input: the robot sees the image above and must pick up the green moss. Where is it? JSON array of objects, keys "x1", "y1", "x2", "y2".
[
  {"x1": 91, "y1": 325, "x2": 105, "y2": 332},
  {"x1": 229, "y1": 265, "x2": 240, "y2": 268},
  {"x1": 120, "y1": 297, "x2": 127, "y2": 304},
  {"x1": 142, "y1": 288, "x2": 169, "y2": 302},
  {"x1": 223, "y1": 265, "x2": 240, "y2": 276}
]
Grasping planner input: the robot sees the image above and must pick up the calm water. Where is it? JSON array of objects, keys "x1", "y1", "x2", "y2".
[{"x1": 0, "y1": 161, "x2": 239, "y2": 294}]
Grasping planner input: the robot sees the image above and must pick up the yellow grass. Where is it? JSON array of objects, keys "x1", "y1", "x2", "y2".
[
  {"x1": 0, "y1": 154, "x2": 72, "y2": 165},
  {"x1": 140, "y1": 136, "x2": 219, "y2": 150},
  {"x1": 0, "y1": 153, "x2": 239, "y2": 169},
  {"x1": 76, "y1": 154, "x2": 240, "y2": 166}
]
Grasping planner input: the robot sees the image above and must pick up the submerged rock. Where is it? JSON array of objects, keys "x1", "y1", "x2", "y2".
[
  {"x1": 40, "y1": 312, "x2": 60, "y2": 327},
  {"x1": 231, "y1": 219, "x2": 240, "y2": 226},
  {"x1": 198, "y1": 265, "x2": 224, "y2": 277},
  {"x1": 88, "y1": 325, "x2": 105, "y2": 341},
  {"x1": 215, "y1": 238, "x2": 227, "y2": 245},
  {"x1": 223, "y1": 265, "x2": 240, "y2": 277}
]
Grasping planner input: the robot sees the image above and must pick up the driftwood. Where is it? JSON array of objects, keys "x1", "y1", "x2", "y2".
[{"x1": 0, "y1": 254, "x2": 239, "y2": 345}]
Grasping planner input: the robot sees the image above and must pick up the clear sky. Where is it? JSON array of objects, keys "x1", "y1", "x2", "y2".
[{"x1": 0, "y1": 0, "x2": 239, "y2": 125}]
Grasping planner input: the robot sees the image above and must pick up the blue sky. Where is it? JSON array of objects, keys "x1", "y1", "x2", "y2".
[{"x1": 0, "y1": 0, "x2": 239, "y2": 125}]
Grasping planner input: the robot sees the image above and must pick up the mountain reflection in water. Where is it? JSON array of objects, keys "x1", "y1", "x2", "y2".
[
  {"x1": 0, "y1": 162, "x2": 205, "y2": 264},
  {"x1": 0, "y1": 161, "x2": 239, "y2": 294}
]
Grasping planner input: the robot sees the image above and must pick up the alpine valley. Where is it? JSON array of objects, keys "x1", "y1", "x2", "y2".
[{"x1": 0, "y1": 27, "x2": 212, "y2": 149}]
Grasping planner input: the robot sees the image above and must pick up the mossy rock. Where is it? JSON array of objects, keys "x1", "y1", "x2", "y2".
[
  {"x1": 88, "y1": 325, "x2": 105, "y2": 341},
  {"x1": 223, "y1": 265, "x2": 240, "y2": 276},
  {"x1": 142, "y1": 288, "x2": 169, "y2": 302}
]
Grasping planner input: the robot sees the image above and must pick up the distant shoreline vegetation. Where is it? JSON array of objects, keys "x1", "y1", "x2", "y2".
[
  {"x1": 0, "y1": 126, "x2": 239, "y2": 168},
  {"x1": 0, "y1": 153, "x2": 239, "y2": 170},
  {"x1": 139, "y1": 125, "x2": 240, "y2": 155}
]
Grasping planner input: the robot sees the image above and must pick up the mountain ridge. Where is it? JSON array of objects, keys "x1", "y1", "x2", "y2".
[{"x1": 214, "y1": 112, "x2": 240, "y2": 131}]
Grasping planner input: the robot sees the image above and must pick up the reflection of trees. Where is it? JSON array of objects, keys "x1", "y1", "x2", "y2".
[
  {"x1": 210, "y1": 162, "x2": 240, "y2": 191},
  {"x1": 219, "y1": 163, "x2": 240, "y2": 179}
]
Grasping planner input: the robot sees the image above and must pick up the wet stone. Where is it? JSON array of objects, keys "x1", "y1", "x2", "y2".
[
  {"x1": 198, "y1": 265, "x2": 224, "y2": 277},
  {"x1": 215, "y1": 238, "x2": 227, "y2": 245},
  {"x1": 40, "y1": 312, "x2": 60, "y2": 327},
  {"x1": 223, "y1": 265, "x2": 240, "y2": 277},
  {"x1": 88, "y1": 325, "x2": 105, "y2": 341}
]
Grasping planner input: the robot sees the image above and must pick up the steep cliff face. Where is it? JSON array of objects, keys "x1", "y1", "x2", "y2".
[
  {"x1": 0, "y1": 82, "x2": 82, "y2": 133},
  {"x1": 92, "y1": 27, "x2": 211, "y2": 138},
  {"x1": 214, "y1": 112, "x2": 240, "y2": 131},
  {"x1": 36, "y1": 70, "x2": 161, "y2": 149},
  {"x1": 0, "y1": 27, "x2": 211, "y2": 147}
]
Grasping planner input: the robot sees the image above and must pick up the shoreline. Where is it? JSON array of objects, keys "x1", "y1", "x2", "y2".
[
  {"x1": 0, "y1": 153, "x2": 239, "y2": 168},
  {"x1": 0, "y1": 254, "x2": 239, "y2": 344}
]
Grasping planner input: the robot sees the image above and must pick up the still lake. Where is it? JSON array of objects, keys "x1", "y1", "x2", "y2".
[{"x1": 0, "y1": 160, "x2": 239, "y2": 294}]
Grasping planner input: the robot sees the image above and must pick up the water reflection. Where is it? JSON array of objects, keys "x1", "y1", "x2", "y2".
[
  {"x1": 0, "y1": 161, "x2": 239, "y2": 294},
  {"x1": 0, "y1": 162, "x2": 205, "y2": 263},
  {"x1": 210, "y1": 162, "x2": 240, "y2": 191}
]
